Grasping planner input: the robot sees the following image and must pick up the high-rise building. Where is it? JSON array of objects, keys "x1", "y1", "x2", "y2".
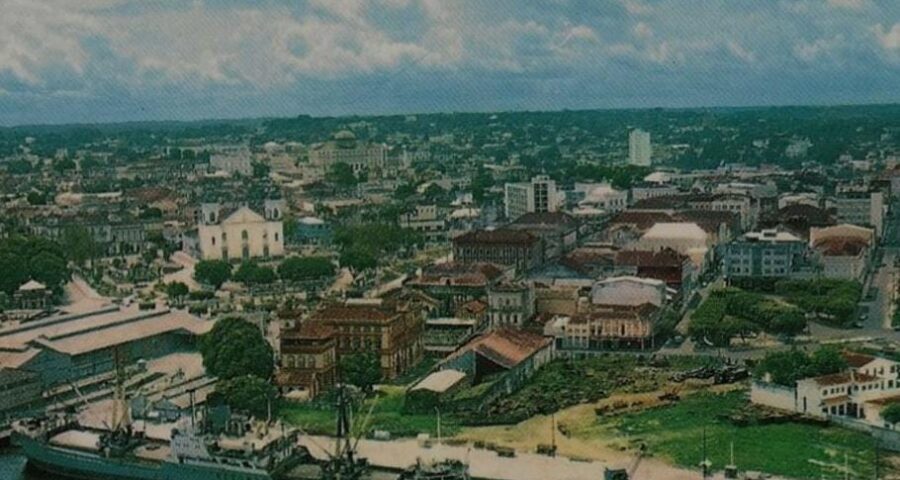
[
  {"x1": 629, "y1": 129, "x2": 652, "y2": 167},
  {"x1": 504, "y1": 175, "x2": 562, "y2": 220}
]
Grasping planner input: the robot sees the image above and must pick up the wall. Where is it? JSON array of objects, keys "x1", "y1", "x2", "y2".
[{"x1": 750, "y1": 382, "x2": 796, "y2": 412}]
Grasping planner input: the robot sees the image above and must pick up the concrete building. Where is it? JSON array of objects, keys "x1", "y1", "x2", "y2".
[
  {"x1": 832, "y1": 191, "x2": 885, "y2": 236},
  {"x1": 195, "y1": 201, "x2": 285, "y2": 261},
  {"x1": 572, "y1": 183, "x2": 628, "y2": 213},
  {"x1": 506, "y1": 212, "x2": 578, "y2": 261},
  {"x1": 628, "y1": 129, "x2": 652, "y2": 167},
  {"x1": 830, "y1": 190, "x2": 885, "y2": 237},
  {"x1": 439, "y1": 328, "x2": 553, "y2": 398},
  {"x1": 453, "y1": 229, "x2": 544, "y2": 272},
  {"x1": 276, "y1": 322, "x2": 337, "y2": 399},
  {"x1": 486, "y1": 282, "x2": 535, "y2": 328},
  {"x1": 752, "y1": 352, "x2": 900, "y2": 428},
  {"x1": 504, "y1": 175, "x2": 563, "y2": 220},
  {"x1": 0, "y1": 368, "x2": 42, "y2": 417},
  {"x1": 630, "y1": 182, "x2": 679, "y2": 203},
  {"x1": 723, "y1": 229, "x2": 812, "y2": 280},
  {"x1": 0, "y1": 306, "x2": 212, "y2": 388},
  {"x1": 308, "y1": 299, "x2": 424, "y2": 380},
  {"x1": 407, "y1": 262, "x2": 507, "y2": 317},
  {"x1": 398, "y1": 204, "x2": 446, "y2": 243},
  {"x1": 290, "y1": 216, "x2": 333, "y2": 246},
  {"x1": 810, "y1": 224, "x2": 875, "y2": 281},
  {"x1": 636, "y1": 222, "x2": 710, "y2": 270},
  {"x1": 309, "y1": 130, "x2": 387, "y2": 175},
  {"x1": 209, "y1": 148, "x2": 253, "y2": 176}
]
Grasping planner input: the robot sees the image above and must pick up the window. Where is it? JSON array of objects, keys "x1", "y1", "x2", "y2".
[
  {"x1": 241, "y1": 230, "x2": 249, "y2": 240},
  {"x1": 211, "y1": 236, "x2": 216, "y2": 246}
]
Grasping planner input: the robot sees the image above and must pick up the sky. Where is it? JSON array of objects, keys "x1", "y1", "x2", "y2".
[{"x1": 1, "y1": 0, "x2": 900, "y2": 126}]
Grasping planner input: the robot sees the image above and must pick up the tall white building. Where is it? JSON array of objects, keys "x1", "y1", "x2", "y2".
[
  {"x1": 309, "y1": 130, "x2": 387, "y2": 175},
  {"x1": 195, "y1": 200, "x2": 285, "y2": 261},
  {"x1": 629, "y1": 129, "x2": 652, "y2": 167},
  {"x1": 504, "y1": 175, "x2": 563, "y2": 220}
]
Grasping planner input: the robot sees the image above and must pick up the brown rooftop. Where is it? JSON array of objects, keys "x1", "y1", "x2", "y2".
[
  {"x1": 445, "y1": 328, "x2": 551, "y2": 369},
  {"x1": 453, "y1": 229, "x2": 539, "y2": 246},
  {"x1": 841, "y1": 351, "x2": 876, "y2": 369},
  {"x1": 310, "y1": 304, "x2": 395, "y2": 323},
  {"x1": 409, "y1": 262, "x2": 506, "y2": 287}
]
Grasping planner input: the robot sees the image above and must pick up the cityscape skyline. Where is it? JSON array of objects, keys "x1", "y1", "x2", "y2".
[{"x1": 2, "y1": 0, "x2": 900, "y2": 126}]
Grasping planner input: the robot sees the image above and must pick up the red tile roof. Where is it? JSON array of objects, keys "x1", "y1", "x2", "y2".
[
  {"x1": 453, "y1": 229, "x2": 539, "y2": 246},
  {"x1": 310, "y1": 304, "x2": 395, "y2": 323},
  {"x1": 841, "y1": 351, "x2": 876, "y2": 369},
  {"x1": 813, "y1": 236, "x2": 869, "y2": 256},
  {"x1": 445, "y1": 328, "x2": 551, "y2": 369}
]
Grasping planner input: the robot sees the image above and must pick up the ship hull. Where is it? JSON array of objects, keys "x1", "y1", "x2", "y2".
[
  {"x1": 17, "y1": 434, "x2": 163, "y2": 480},
  {"x1": 16, "y1": 432, "x2": 299, "y2": 480}
]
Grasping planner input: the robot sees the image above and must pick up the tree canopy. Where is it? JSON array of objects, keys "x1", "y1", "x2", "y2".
[
  {"x1": 217, "y1": 375, "x2": 277, "y2": 417},
  {"x1": 194, "y1": 259, "x2": 232, "y2": 289},
  {"x1": 688, "y1": 289, "x2": 807, "y2": 347},
  {"x1": 754, "y1": 346, "x2": 847, "y2": 387},
  {"x1": 339, "y1": 352, "x2": 382, "y2": 393},
  {"x1": 278, "y1": 256, "x2": 334, "y2": 282},
  {"x1": 200, "y1": 317, "x2": 274, "y2": 380},
  {"x1": 0, "y1": 236, "x2": 70, "y2": 295},
  {"x1": 233, "y1": 261, "x2": 277, "y2": 286}
]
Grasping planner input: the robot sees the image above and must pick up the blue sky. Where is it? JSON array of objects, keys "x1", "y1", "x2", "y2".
[{"x1": 1, "y1": 0, "x2": 900, "y2": 126}]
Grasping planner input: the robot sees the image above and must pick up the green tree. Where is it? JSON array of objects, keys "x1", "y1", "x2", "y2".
[
  {"x1": 61, "y1": 226, "x2": 100, "y2": 266},
  {"x1": 200, "y1": 317, "x2": 274, "y2": 380},
  {"x1": 327, "y1": 162, "x2": 358, "y2": 188},
  {"x1": 278, "y1": 256, "x2": 334, "y2": 282},
  {"x1": 166, "y1": 282, "x2": 189, "y2": 301},
  {"x1": 27, "y1": 191, "x2": 48, "y2": 205},
  {"x1": 339, "y1": 352, "x2": 382, "y2": 393},
  {"x1": 340, "y1": 246, "x2": 377, "y2": 272},
  {"x1": 217, "y1": 375, "x2": 277, "y2": 417},
  {"x1": 252, "y1": 162, "x2": 271, "y2": 179},
  {"x1": 233, "y1": 261, "x2": 276, "y2": 286},
  {"x1": 882, "y1": 403, "x2": 900, "y2": 425},
  {"x1": 194, "y1": 260, "x2": 232, "y2": 289},
  {"x1": 29, "y1": 252, "x2": 69, "y2": 291}
]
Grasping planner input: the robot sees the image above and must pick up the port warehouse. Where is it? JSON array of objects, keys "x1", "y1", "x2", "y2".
[{"x1": 0, "y1": 306, "x2": 212, "y2": 401}]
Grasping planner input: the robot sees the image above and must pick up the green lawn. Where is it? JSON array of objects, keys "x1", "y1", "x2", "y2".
[
  {"x1": 573, "y1": 391, "x2": 878, "y2": 479},
  {"x1": 280, "y1": 386, "x2": 459, "y2": 438}
]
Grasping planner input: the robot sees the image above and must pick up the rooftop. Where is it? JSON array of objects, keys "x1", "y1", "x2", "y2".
[
  {"x1": 453, "y1": 229, "x2": 539, "y2": 246},
  {"x1": 444, "y1": 328, "x2": 552, "y2": 370}
]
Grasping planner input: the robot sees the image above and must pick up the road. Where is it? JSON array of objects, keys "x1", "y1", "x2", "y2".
[
  {"x1": 867, "y1": 249, "x2": 897, "y2": 330},
  {"x1": 162, "y1": 251, "x2": 201, "y2": 291},
  {"x1": 298, "y1": 436, "x2": 721, "y2": 480}
]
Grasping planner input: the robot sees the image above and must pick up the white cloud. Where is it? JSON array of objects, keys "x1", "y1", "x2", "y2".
[
  {"x1": 726, "y1": 40, "x2": 757, "y2": 63},
  {"x1": 793, "y1": 35, "x2": 844, "y2": 62},
  {"x1": 620, "y1": 0, "x2": 653, "y2": 16},
  {"x1": 0, "y1": 0, "x2": 109, "y2": 85},
  {"x1": 827, "y1": 0, "x2": 866, "y2": 10},
  {"x1": 632, "y1": 22, "x2": 654, "y2": 40},
  {"x1": 873, "y1": 23, "x2": 900, "y2": 51}
]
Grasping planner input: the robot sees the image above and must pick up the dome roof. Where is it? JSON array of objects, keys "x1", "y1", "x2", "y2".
[{"x1": 333, "y1": 130, "x2": 356, "y2": 141}]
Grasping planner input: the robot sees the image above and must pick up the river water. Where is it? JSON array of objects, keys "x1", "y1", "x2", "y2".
[{"x1": 0, "y1": 451, "x2": 47, "y2": 480}]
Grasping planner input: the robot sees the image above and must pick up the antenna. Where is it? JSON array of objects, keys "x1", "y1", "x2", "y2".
[
  {"x1": 189, "y1": 389, "x2": 196, "y2": 430},
  {"x1": 551, "y1": 412, "x2": 557, "y2": 456}
]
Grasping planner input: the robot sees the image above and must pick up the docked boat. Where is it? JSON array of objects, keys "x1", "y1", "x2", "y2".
[{"x1": 398, "y1": 459, "x2": 470, "y2": 480}]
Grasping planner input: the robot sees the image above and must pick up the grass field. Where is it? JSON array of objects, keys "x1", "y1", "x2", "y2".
[
  {"x1": 573, "y1": 390, "x2": 879, "y2": 479},
  {"x1": 280, "y1": 386, "x2": 458, "y2": 438}
]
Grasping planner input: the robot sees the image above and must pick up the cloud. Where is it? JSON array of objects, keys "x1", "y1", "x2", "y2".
[
  {"x1": 2, "y1": 0, "x2": 900, "y2": 125},
  {"x1": 0, "y1": 0, "x2": 108, "y2": 86},
  {"x1": 873, "y1": 23, "x2": 900, "y2": 51},
  {"x1": 827, "y1": 0, "x2": 866, "y2": 10},
  {"x1": 793, "y1": 35, "x2": 845, "y2": 62}
]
